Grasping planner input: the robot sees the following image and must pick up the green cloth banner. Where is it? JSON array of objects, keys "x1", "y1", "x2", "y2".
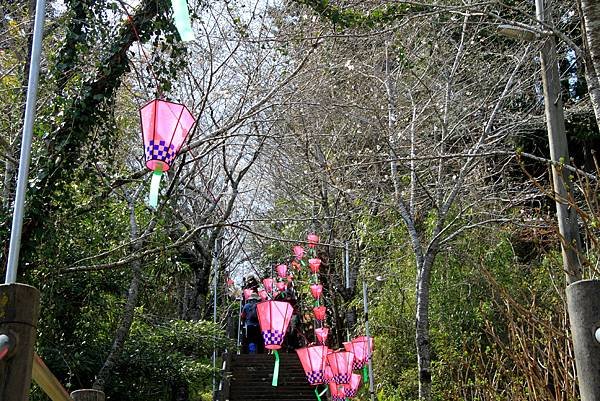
[
  {"x1": 363, "y1": 365, "x2": 368, "y2": 384},
  {"x1": 272, "y1": 350, "x2": 280, "y2": 387},
  {"x1": 149, "y1": 165, "x2": 163, "y2": 208},
  {"x1": 171, "y1": 0, "x2": 195, "y2": 41}
]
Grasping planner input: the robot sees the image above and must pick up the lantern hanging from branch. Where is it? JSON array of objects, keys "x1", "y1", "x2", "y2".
[
  {"x1": 324, "y1": 364, "x2": 334, "y2": 384},
  {"x1": 308, "y1": 258, "x2": 321, "y2": 273},
  {"x1": 140, "y1": 99, "x2": 196, "y2": 207},
  {"x1": 313, "y1": 306, "x2": 326, "y2": 321},
  {"x1": 276, "y1": 281, "x2": 287, "y2": 292},
  {"x1": 257, "y1": 300, "x2": 294, "y2": 387},
  {"x1": 315, "y1": 327, "x2": 329, "y2": 345},
  {"x1": 276, "y1": 264, "x2": 288, "y2": 278},
  {"x1": 344, "y1": 336, "x2": 374, "y2": 370},
  {"x1": 310, "y1": 284, "x2": 323, "y2": 299},
  {"x1": 343, "y1": 373, "x2": 362, "y2": 398},
  {"x1": 243, "y1": 289, "x2": 253, "y2": 300},
  {"x1": 328, "y1": 382, "x2": 345, "y2": 401},
  {"x1": 262, "y1": 278, "x2": 274, "y2": 293},
  {"x1": 307, "y1": 233, "x2": 319, "y2": 248},
  {"x1": 326, "y1": 350, "x2": 354, "y2": 384},
  {"x1": 293, "y1": 245, "x2": 305, "y2": 260},
  {"x1": 296, "y1": 345, "x2": 329, "y2": 385},
  {"x1": 258, "y1": 289, "x2": 268, "y2": 301}
]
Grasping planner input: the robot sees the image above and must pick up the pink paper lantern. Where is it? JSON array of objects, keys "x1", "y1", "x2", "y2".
[
  {"x1": 262, "y1": 278, "x2": 274, "y2": 293},
  {"x1": 328, "y1": 382, "x2": 345, "y2": 401},
  {"x1": 324, "y1": 364, "x2": 334, "y2": 384},
  {"x1": 226, "y1": 278, "x2": 234, "y2": 286},
  {"x1": 295, "y1": 345, "x2": 329, "y2": 385},
  {"x1": 344, "y1": 336, "x2": 374, "y2": 369},
  {"x1": 315, "y1": 327, "x2": 329, "y2": 345},
  {"x1": 140, "y1": 99, "x2": 196, "y2": 172},
  {"x1": 310, "y1": 284, "x2": 323, "y2": 299},
  {"x1": 308, "y1": 258, "x2": 321, "y2": 273},
  {"x1": 307, "y1": 233, "x2": 319, "y2": 248},
  {"x1": 258, "y1": 290, "x2": 268, "y2": 301},
  {"x1": 243, "y1": 289, "x2": 253, "y2": 300},
  {"x1": 276, "y1": 264, "x2": 288, "y2": 278},
  {"x1": 256, "y1": 300, "x2": 294, "y2": 350},
  {"x1": 343, "y1": 373, "x2": 362, "y2": 398},
  {"x1": 293, "y1": 245, "x2": 305, "y2": 259},
  {"x1": 276, "y1": 281, "x2": 287, "y2": 292},
  {"x1": 313, "y1": 306, "x2": 326, "y2": 321},
  {"x1": 326, "y1": 350, "x2": 354, "y2": 384}
]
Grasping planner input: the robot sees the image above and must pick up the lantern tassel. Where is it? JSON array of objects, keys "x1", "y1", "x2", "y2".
[
  {"x1": 319, "y1": 387, "x2": 328, "y2": 397},
  {"x1": 314, "y1": 387, "x2": 321, "y2": 401},
  {"x1": 171, "y1": 0, "x2": 195, "y2": 41},
  {"x1": 271, "y1": 350, "x2": 280, "y2": 387},
  {"x1": 149, "y1": 168, "x2": 163, "y2": 208},
  {"x1": 363, "y1": 365, "x2": 368, "y2": 384}
]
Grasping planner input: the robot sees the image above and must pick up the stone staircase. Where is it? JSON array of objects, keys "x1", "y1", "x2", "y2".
[{"x1": 225, "y1": 352, "x2": 317, "y2": 401}]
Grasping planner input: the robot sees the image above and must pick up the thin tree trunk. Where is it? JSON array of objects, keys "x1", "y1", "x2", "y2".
[
  {"x1": 579, "y1": 0, "x2": 600, "y2": 129},
  {"x1": 93, "y1": 196, "x2": 142, "y2": 391},
  {"x1": 415, "y1": 254, "x2": 433, "y2": 401}
]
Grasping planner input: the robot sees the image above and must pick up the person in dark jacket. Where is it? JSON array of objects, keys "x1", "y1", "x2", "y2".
[{"x1": 241, "y1": 293, "x2": 264, "y2": 353}]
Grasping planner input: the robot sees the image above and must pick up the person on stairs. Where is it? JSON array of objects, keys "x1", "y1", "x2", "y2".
[{"x1": 241, "y1": 293, "x2": 264, "y2": 354}]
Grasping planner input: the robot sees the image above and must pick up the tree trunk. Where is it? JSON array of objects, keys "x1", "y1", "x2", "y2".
[
  {"x1": 415, "y1": 255, "x2": 433, "y2": 401},
  {"x1": 93, "y1": 198, "x2": 142, "y2": 391},
  {"x1": 580, "y1": 0, "x2": 600, "y2": 129}
]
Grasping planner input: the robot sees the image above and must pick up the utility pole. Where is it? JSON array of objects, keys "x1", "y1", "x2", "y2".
[
  {"x1": 499, "y1": 1, "x2": 600, "y2": 398},
  {"x1": 535, "y1": 0, "x2": 600, "y2": 398}
]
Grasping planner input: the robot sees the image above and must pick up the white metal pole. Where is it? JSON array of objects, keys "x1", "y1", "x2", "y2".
[
  {"x1": 363, "y1": 280, "x2": 375, "y2": 401},
  {"x1": 344, "y1": 241, "x2": 350, "y2": 289},
  {"x1": 212, "y1": 238, "x2": 220, "y2": 398},
  {"x1": 5, "y1": 0, "x2": 47, "y2": 284}
]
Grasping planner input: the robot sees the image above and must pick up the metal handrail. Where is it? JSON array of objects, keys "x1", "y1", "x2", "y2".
[
  {"x1": 32, "y1": 353, "x2": 74, "y2": 401},
  {"x1": 0, "y1": 334, "x2": 9, "y2": 361}
]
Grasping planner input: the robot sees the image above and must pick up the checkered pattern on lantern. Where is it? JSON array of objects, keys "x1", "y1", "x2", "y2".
[
  {"x1": 353, "y1": 360, "x2": 365, "y2": 370},
  {"x1": 145, "y1": 140, "x2": 176, "y2": 165},
  {"x1": 332, "y1": 397, "x2": 345, "y2": 401},
  {"x1": 344, "y1": 389, "x2": 357, "y2": 398},
  {"x1": 305, "y1": 370, "x2": 324, "y2": 385},
  {"x1": 334, "y1": 373, "x2": 351, "y2": 384},
  {"x1": 262, "y1": 329, "x2": 284, "y2": 346}
]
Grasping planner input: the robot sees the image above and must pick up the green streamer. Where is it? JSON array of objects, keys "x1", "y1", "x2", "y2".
[
  {"x1": 314, "y1": 387, "x2": 322, "y2": 401},
  {"x1": 363, "y1": 365, "x2": 368, "y2": 384},
  {"x1": 272, "y1": 350, "x2": 280, "y2": 387},
  {"x1": 149, "y1": 166, "x2": 163, "y2": 208},
  {"x1": 171, "y1": 0, "x2": 195, "y2": 41}
]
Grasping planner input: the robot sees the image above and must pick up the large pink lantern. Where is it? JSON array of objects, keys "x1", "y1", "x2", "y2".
[
  {"x1": 308, "y1": 258, "x2": 321, "y2": 273},
  {"x1": 262, "y1": 278, "x2": 274, "y2": 293},
  {"x1": 307, "y1": 233, "x2": 319, "y2": 248},
  {"x1": 295, "y1": 345, "x2": 329, "y2": 385},
  {"x1": 310, "y1": 284, "x2": 323, "y2": 299},
  {"x1": 315, "y1": 327, "x2": 329, "y2": 345},
  {"x1": 343, "y1": 373, "x2": 362, "y2": 398},
  {"x1": 344, "y1": 336, "x2": 374, "y2": 370},
  {"x1": 326, "y1": 350, "x2": 354, "y2": 384},
  {"x1": 256, "y1": 300, "x2": 294, "y2": 350},
  {"x1": 140, "y1": 99, "x2": 196, "y2": 207},
  {"x1": 276, "y1": 264, "x2": 288, "y2": 278},
  {"x1": 328, "y1": 382, "x2": 345, "y2": 401},
  {"x1": 313, "y1": 306, "x2": 326, "y2": 321}
]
